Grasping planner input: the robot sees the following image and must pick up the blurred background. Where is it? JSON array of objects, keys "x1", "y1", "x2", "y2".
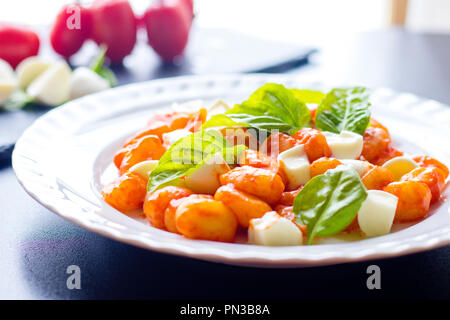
[
  {"x1": 1, "y1": 0, "x2": 450, "y2": 39},
  {"x1": 2, "y1": 0, "x2": 450, "y2": 38},
  {"x1": 1, "y1": 0, "x2": 449, "y2": 82}
]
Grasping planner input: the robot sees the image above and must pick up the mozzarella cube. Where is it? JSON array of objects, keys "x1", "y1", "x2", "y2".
[
  {"x1": 162, "y1": 129, "x2": 192, "y2": 147},
  {"x1": 70, "y1": 67, "x2": 110, "y2": 100},
  {"x1": 128, "y1": 160, "x2": 159, "y2": 180},
  {"x1": 248, "y1": 212, "x2": 303, "y2": 246},
  {"x1": 0, "y1": 58, "x2": 17, "y2": 104},
  {"x1": 184, "y1": 153, "x2": 230, "y2": 194},
  {"x1": 357, "y1": 190, "x2": 398, "y2": 237},
  {"x1": 278, "y1": 144, "x2": 310, "y2": 189},
  {"x1": 382, "y1": 156, "x2": 418, "y2": 180},
  {"x1": 16, "y1": 57, "x2": 51, "y2": 89},
  {"x1": 322, "y1": 130, "x2": 363, "y2": 159},
  {"x1": 27, "y1": 61, "x2": 72, "y2": 106},
  {"x1": 340, "y1": 159, "x2": 374, "y2": 176}
]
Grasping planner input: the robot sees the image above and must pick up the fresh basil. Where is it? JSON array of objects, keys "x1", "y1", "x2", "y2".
[
  {"x1": 203, "y1": 83, "x2": 311, "y2": 133},
  {"x1": 290, "y1": 89, "x2": 325, "y2": 104},
  {"x1": 90, "y1": 45, "x2": 117, "y2": 87},
  {"x1": 201, "y1": 114, "x2": 245, "y2": 129},
  {"x1": 293, "y1": 166, "x2": 367, "y2": 245},
  {"x1": 315, "y1": 87, "x2": 371, "y2": 135},
  {"x1": 148, "y1": 130, "x2": 245, "y2": 192}
]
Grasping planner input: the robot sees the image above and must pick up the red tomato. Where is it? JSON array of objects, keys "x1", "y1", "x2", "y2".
[
  {"x1": 0, "y1": 24, "x2": 40, "y2": 68},
  {"x1": 50, "y1": 4, "x2": 92, "y2": 58},
  {"x1": 90, "y1": 0, "x2": 137, "y2": 64},
  {"x1": 181, "y1": 0, "x2": 194, "y2": 18},
  {"x1": 143, "y1": 0, "x2": 192, "y2": 62}
]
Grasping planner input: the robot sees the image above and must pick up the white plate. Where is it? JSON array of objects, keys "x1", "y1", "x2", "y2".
[{"x1": 13, "y1": 74, "x2": 450, "y2": 268}]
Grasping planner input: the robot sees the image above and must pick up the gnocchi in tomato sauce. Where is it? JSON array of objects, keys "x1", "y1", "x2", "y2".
[{"x1": 102, "y1": 84, "x2": 448, "y2": 246}]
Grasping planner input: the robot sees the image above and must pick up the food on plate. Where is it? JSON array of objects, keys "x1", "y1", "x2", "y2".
[
  {"x1": 214, "y1": 184, "x2": 271, "y2": 227},
  {"x1": 101, "y1": 172, "x2": 147, "y2": 212},
  {"x1": 381, "y1": 156, "x2": 418, "y2": 180},
  {"x1": 101, "y1": 83, "x2": 448, "y2": 245},
  {"x1": 357, "y1": 190, "x2": 398, "y2": 237},
  {"x1": 384, "y1": 181, "x2": 432, "y2": 222},
  {"x1": 143, "y1": 186, "x2": 192, "y2": 230}
]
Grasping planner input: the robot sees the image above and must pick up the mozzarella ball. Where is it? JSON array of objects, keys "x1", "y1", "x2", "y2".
[
  {"x1": 27, "y1": 61, "x2": 72, "y2": 106},
  {"x1": 70, "y1": 67, "x2": 110, "y2": 100},
  {"x1": 16, "y1": 57, "x2": 51, "y2": 89}
]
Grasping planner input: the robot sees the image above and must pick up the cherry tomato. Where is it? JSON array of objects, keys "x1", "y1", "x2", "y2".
[
  {"x1": 143, "y1": 0, "x2": 192, "y2": 62},
  {"x1": 50, "y1": 4, "x2": 92, "y2": 58},
  {"x1": 0, "y1": 23, "x2": 40, "y2": 68},
  {"x1": 90, "y1": 0, "x2": 137, "y2": 64}
]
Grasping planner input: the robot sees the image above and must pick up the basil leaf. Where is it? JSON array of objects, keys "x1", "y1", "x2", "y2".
[
  {"x1": 315, "y1": 87, "x2": 371, "y2": 135},
  {"x1": 290, "y1": 89, "x2": 325, "y2": 104},
  {"x1": 293, "y1": 166, "x2": 367, "y2": 245},
  {"x1": 148, "y1": 130, "x2": 244, "y2": 192},
  {"x1": 227, "y1": 113, "x2": 295, "y2": 132},
  {"x1": 90, "y1": 45, "x2": 117, "y2": 87},
  {"x1": 202, "y1": 114, "x2": 245, "y2": 129},
  {"x1": 203, "y1": 83, "x2": 311, "y2": 133}
]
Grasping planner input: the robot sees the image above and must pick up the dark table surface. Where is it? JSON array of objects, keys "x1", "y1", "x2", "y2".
[{"x1": 1, "y1": 28, "x2": 449, "y2": 300}]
